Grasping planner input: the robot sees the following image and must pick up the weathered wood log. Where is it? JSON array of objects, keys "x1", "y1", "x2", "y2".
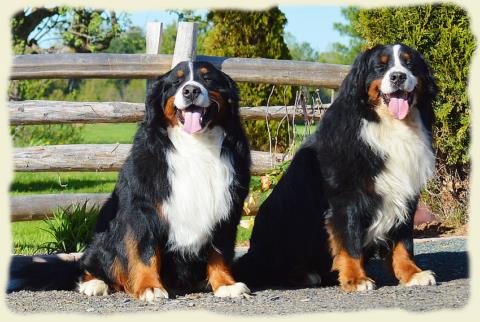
[
  {"x1": 10, "y1": 193, "x2": 110, "y2": 221},
  {"x1": 13, "y1": 144, "x2": 291, "y2": 175},
  {"x1": 9, "y1": 192, "x2": 261, "y2": 222},
  {"x1": 8, "y1": 100, "x2": 329, "y2": 125},
  {"x1": 11, "y1": 53, "x2": 350, "y2": 88},
  {"x1": 8, "y1": 100, "x2": 145, "y2": 125}
]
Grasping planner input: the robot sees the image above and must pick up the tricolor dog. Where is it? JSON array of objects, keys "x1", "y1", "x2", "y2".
[
  {"x1": 9, "y1": 61, "x2": 251, "y2": 301},
  {"x1": 234, "y1": 44, "x2": 438, "y2": 292}
]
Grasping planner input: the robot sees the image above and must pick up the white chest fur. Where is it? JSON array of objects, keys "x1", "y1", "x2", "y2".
[
  {"x1": 162, "y1": 126, "x2": 234, "y2": 255},
  {"x1": 360, "y1": 107, "x2": 435, "y2": 246}
]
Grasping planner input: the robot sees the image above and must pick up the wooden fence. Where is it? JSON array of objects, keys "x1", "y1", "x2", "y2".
[{"x1": 9, "y1": 21, "x2": 349, "y2": 222}]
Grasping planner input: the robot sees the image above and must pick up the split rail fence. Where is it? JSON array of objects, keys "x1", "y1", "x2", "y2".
[{"x1": 8, "y1": 21, "x2": 350, "y2": 222}]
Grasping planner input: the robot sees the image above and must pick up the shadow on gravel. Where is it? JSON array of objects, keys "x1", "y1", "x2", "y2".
[
  {"x1": 251, "y1": 250, "x2": 469, "y2": 292},
  {"x1": 415, "y1": 251, "x2": 469, "y2": 282},
  {"x1": 365, "y1": 251, "x2": 469, "y2": 287}
]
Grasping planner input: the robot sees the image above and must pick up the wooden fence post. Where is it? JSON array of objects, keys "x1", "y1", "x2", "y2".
[
  {"x1": 146, "y1": 22, "x2": 163, "y2": 97},
  {"x1": 171, "y1": 22, "x2": 198, "y2": 68}
]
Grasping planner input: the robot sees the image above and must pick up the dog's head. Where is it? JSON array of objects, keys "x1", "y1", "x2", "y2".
[
  {"x1": 340, "y1": 44, "x2": 437, "y2": 125},
  {"x1": 146, "y1": 61, "x2": 239, "y2": 134}
]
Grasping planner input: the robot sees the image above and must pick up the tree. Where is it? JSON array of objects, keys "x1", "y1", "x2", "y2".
[
  {"x1": 203, "y1": 8, "x2": 293, "y2": 152},
  {"x1": 159, "y1": 10, "x2": 209, "y2": 55},
  {"x1": 317, "y1": 7, "x2": 365, "y2": 65},
  {"x1": 10, "y1": 7, "x2": 128, "y2": 146},
  {"x1": 11, "y1": 8, "x2": 125, "y2": 54},
  {"x1": 284, "y1": 32, "x2": 319, "y2": 62}
]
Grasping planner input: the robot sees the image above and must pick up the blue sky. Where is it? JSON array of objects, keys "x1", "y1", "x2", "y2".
[{"x1": 126, "y1": 6, "x2": 350, "y2": 53}]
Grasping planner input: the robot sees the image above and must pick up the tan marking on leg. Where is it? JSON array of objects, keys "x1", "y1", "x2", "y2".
[
  {"x1": 207, "y1": 249, "x2": 235, "y2": 292},
  {"x1": 326, "y1": 221, "x2": 374, "y2": 292},
  {"x1": 123, "y1": 231, "x2": 167, "y2": 299},
  {"x1": 389, "y1": 241, "x2": 422, "y2": 285},
  {"x1": 82, "y1": 272, "x2": 96, "y2": 282}
]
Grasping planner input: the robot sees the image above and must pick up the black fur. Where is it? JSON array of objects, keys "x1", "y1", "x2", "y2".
[
  {"x1": 233, "y1": 44, "x2": 437, "y2": 287},
  {"x1": 8, "y1": 62, "x2": 250, "y2": 297}
]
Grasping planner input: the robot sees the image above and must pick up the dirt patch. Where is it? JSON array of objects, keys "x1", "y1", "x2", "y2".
[{"x1": 414, "y1": 221, "x2": 467, "y2": 239}]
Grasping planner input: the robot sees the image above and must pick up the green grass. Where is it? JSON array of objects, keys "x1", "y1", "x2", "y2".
[
  {"x1": 11, "y1": 172, "x2": 119, "y2": 196},
  {"x1": 80, "y1": 123, "x2": 138, "y2": 144},
  {"x1": 11, "y1": 221, "x2": 54, "y2": 255}
]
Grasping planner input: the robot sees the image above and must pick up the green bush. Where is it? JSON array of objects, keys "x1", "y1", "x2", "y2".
[
  {"x1": 203, "y1": 8, "x2": 294, "y2": 152},
  {"x1": 38, "y1": 201, "x2": 99, "y2": 254},
  {"x1": 354, "y1": 4, "x2": 474, "y2": 168}
]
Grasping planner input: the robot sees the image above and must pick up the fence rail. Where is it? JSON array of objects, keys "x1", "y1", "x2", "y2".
[
  {"x1": 13, "y1": 144, "x2": 290, "y2": 175},
  {"x1": 11, "y1": 193, "x2": 109, "y2": 222},
  {"x1": 9, "y1": 100, "x2": 329, "y2": 125},
  {"x1": 11, "y1": 53, "x2": 350, "y2": 88}
]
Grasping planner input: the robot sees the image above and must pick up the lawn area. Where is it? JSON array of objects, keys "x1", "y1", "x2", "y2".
[
  {"x1": 11, "y1": 221, "x2": 53, "y2": 255},
  {"x1": 80, "y1": 123, "x2": 138, "y2": 144}
]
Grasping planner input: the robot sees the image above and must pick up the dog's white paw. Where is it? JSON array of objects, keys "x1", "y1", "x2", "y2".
[
  {"x1": 355, "y1": 279, "x2": 375, "y2": 292},
  {"x1": 138, "y1": 287, "x2": 169, "y2": 302},
  {"x1": 78, "y1": 279, "x2": 109, "y2": 296},
  {"x1": 214, "y1": 282, "x2": 250, "y2": 298},
  {"x1": 405, "y1": 270, "x2": 436, "y2": 287}
]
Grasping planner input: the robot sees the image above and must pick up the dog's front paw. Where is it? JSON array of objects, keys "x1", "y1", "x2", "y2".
[
  {"x1": 214, "y1": 282, "x2": 250, "y2": 298},
  {"x1": 405, "y1": 270, "x2": 436, "y2": 286},
  {"x1": 138, "y1": 287, "x2": 169, "y2": 302},
  {"x1": 341, "y1": 277, "x2": 376, "y2": 292},
  {"x1": 78, "y1": 279, "x2": 109, "y2": 296}
]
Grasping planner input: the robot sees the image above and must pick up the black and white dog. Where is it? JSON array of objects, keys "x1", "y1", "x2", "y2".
[
  {"x1": 9, "y1": 61, "x2": 251, "y2": 301},
  {"x1": 233, "y1": 44, "x2": 438, "y2": 291}
]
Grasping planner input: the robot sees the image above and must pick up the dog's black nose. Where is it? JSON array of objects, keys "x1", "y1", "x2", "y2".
[
  {"x1": 182, "y1": 84, "x2": 201, "y2": 101},
  {"x1": 390, "y1": 72, "x2": 407, "y2": 86}
]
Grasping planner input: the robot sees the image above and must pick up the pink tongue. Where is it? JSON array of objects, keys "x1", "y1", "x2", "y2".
[
  {"x1": 182, "y1": 111, "x2": 202, "y2": 134},
  {"x1": 388, "y1": 97, "x2": 409, "y2": 120}
]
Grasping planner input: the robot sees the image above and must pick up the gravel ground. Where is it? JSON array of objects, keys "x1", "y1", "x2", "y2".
[{"x1": 6, "y1": 237, "x2": 468, "y2": 315}]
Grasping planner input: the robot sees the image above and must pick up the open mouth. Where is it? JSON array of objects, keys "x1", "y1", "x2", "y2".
[
  {"x1": 381, "y1": 90, "x2": 415, "y2": 120},
  {"x1": 175, "y1": 101, "x2": 219, "y2": 134}
]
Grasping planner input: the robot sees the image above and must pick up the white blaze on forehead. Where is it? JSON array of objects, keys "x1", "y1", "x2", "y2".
[
  {"x1": 380, "y1": 44, "x2": 417, "y2": 94},
  {"x1": 173, "y1": 62, "x2": 210, "y2": 109}
]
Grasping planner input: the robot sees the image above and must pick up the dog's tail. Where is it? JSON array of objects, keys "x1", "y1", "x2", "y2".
[{"x1": 7, "y1": 255, "x2": 83, "y2": 293}]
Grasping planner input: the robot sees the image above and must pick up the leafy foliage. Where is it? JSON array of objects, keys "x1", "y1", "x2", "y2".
[
  {"x1": 285, "y1": 32, "x2": 319, "y2": 62},
  {"x1": 160, "y1": 11, "x2": 210, "y2": 55},
  {"x1": 354, "y1": 4, "x2": 474, "y2": 168},
  {"x1": 38, "y1": 201, "x2": 99, "y2": 253},
  {"x1": 10, "y1": 7, "x2": 131, "y2": 146},
  {"x1": 203, "y1": 8, "x2": 293, "y2": 152}
]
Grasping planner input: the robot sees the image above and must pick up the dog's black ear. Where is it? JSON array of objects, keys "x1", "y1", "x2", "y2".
[
  {"x1": 419, "y1": 53, "x2": 439, "y2": 99},
  {"x1": 416, "y1": 53, "x2": 438, "y2": 134},
  {"x1": 338, "y1": 47, "x2": 375, "y2": 105},
  {"x1": 223, "y1": 72, "x2": 240, "y2": 108},
  {"x1": 144, "y1": 71, "x2": 171, "y2": 127}
]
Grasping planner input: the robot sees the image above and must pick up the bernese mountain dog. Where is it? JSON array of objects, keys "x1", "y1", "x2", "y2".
[
  {"x1": 233, "y1": 44, "x2": 438, "y2": 292},
  {"x1": 9, "y1": 61, "x2": 251, "y2": 301}
]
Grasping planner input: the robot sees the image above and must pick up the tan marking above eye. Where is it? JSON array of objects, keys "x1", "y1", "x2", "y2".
[
  {"x1": 380, "y1": 55, "x2": 389, "y2": 64},
  {"x1": 200, "y1": 67, "x2": 209, "y2": 74},
  {"x1": 402, "y1": 52, "x2": 411, "y2": 62},
  {"x1": 176, "y1": 70, "x2": 184, "y2": 78}
]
